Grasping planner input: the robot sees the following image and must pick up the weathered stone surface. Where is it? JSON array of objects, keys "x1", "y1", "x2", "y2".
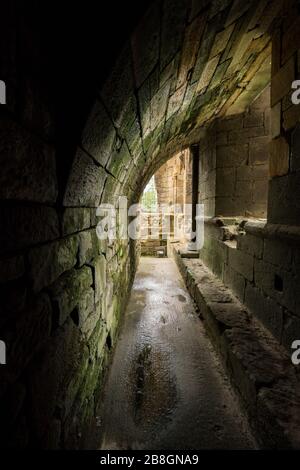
[
  {"x1": 101, "y1": 44, "x2": 136, "y2": 133},
  {"x1": 160, "y1": 0, "x2": 188, "y2": 69},
  {"x1": 77, "y1": 288, "x2": 99, "y2": 339},
  {"x1": 268, "y1": 173, "x2": 300, "y2": 226},
  {"x1": 249, "y1": 135, "x2": 269, "y2": 164},
  {"x1": 177, "y1": 14, "x2": 206, "y2": 88},
  {"x1": 2, "y1": 293, "x2": 52, "y2": 390},
  {"x1": 197, "y1": 55, "x2": 220, "y2": 92},
  {"x1": 0, "y1": 117, "x2": 58, "y2": 203},
  {"x1": 282, "y1": 312, "x2": 300, "y2": 351},
  {"x1": 131, "y1": 2, "x2": 160, "y2": 87},
  {"x1": 81, "y1": 99, "x2": 116, "y2": 167},
  {"x1": 150, "y1": 80, "x2": 171, "y2": 130},
  {"x1": 62, "y1": 208, "x2": 90, "y2": 236},
  {"x1": 228, "y1": 247, "x2": 253, "y2": 281},
  {"x1": 78, "y1": 229, "x2": 98, "y2": 266},
  {"x1": 63, "y1": 149, "x2": 107, "y2": 207},
  {"x1": 50, "y1": 266, "x2": 93, "y2": 326},
  {"x1": 271, "y1": 101, "x2": 281, "y2": 138},
  {"x1": 271, "y1": 57, "x2": 295, "y2": 106},
  {"x1": 237, "y1": 233, "x2": 263, "y2": 259},
  {"x1": 0, "y1": 256, "x2": 24, "y2": 283},
  {"x1": 269, "y1": 136, "x2": 290, "y2": 178},
  {"x1": 29, "y1": 236, "x2": 78, "y2": 292},
  {"x1": 223, "y1": 262, "x2": 246, "y2": 301},
  {"x1": 0, "y1": 206, "x2": 60, "y2": 254},
  {"x1": 26, "y1": 319, "x2": 82, "y2": 440},
  {"x1": 0, "y1": 279, "x2": 27, "y2": 326},
  {"x1": 257, "y1": 379, "x2": 300, "y2": 448},
  {"x1": 217, "y1": 144, "x2": 248, "y2": 167},
  {"x1": 245, "y1": 282, "x2": 283, "y2": 342}
]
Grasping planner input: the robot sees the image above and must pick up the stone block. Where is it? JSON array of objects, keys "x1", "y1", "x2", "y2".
[
  {"x1": 81, "y1": 99, "x2": 116, "y2": 167},
  {"x1": 0, "y1": 206, "x2": 59, "y2": 254},
  {"x1": 271, "y1": 102, "x2": 281, "y2": 138},
  {"x1": 223, "y1": 264, "x2": 246, "y2": 302},
  {"x1": 263, "y1": 238, "x2": 292, "y2": 270},
  {"x1": 63, "y1": 149, "x2": 107, "y2": 207},
  {"x1": 243, "y1": 111, "x2": 264, "y2": 128},
  {"x1": 131, "y1": 2, "x2": 160, "y2": 87},
  {"x1": 282, "y1": 312, "x2": 300, "y2": 351},
  {"x1": 160, "y1": 0, "x2": 188, "y2": 69},
  {"x1": 269, "y1": 136, "x2": 290, "y2": 178},
  {"x1": 244, "y1": 282, "x2": 283, "y2": 342},
  {"x1": 27, "y1": 319, "x2": 82, "y2": 439},
  {"x1": 196, "y1": 55, "x2": 220, "y2": 92},
  {"x1": 228, "y1": 126, "x2": 265, "y2": 143},
  {"x1": 282, "y1": 17, "x2": 300, "y2": 65},
  {"x1": 217, "y1": 143, "x2": 248, "y2": 167},
  {"x1": 100, "y1": 44, "x2": 136, "y2": 133},
  {"x1": 28, "y1": 236, "x2": 78, "y2": 293},
  {"x1": 0, "y1": 117, "x2": 58, "y2": 203},
  {"x1": 62, "y1": 208, "x2": 90, "y2": 236},
  {"x1": 210, "y1": 23, "x2": 235, "y2": 58},
  {"x1": 0, "y1": 256, "x2": 24, "y2": 283},
  {"x1": 237, "y1": 233, "x2": 263, "y2": 259},
  {"x1": 166, "y1": 84, "x2": 186, "y2": 119},
  {"x1": 216, "y1": 168, "x2": 235, "y2": 197},
  {"x1": 228, "y1": 247, "x2": 253, "y2": 281},
  {"x1": 78, "y1": 229, "x2": 98, "y2": 267},
  {"x1": 217, "y1": 116, "x2": 243, "y2": 132},
  {"x1": 249, "y1": 136, "x2": 269, "y2": 164},
  {"x1": 2, "y1": 293, "x2": 52, "y2": 388},
  {"x1": 272, "y1": 27, "x2": 281, "y2": 75},
  {"x1": 282, "y1": 103, "x2": 300, "y2": 131},
  {"x1": 267, "y1": 173, "x2": 300, "y2": 225},
  {"x1": 177, "y1": 14, "x2": 206, "y2": 88},
  {"x1": 92, "y1": 255, "x2": 107, "y2": 304},
  {"x1": 50, "y1": 267, "x2": 93, "y2": 326},
  {"x1": 253, "y1": 179, "x2": 268, "y2": 202},
  {"x1": 150, "y1": 80, "x2": 171, "y2": 130},
  {"x1": 271, "y1": 57, "x2": 295, "y2": 107}
]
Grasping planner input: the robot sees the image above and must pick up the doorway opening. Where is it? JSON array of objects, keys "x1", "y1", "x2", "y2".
[{"x1": 139, "y1": 149, "x2": 192, "y2": 258}]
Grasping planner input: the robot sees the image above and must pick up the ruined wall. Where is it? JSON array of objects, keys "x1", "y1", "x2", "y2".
[{"x1": 155, "y1": 150, "x2": 191, "y2": 210}]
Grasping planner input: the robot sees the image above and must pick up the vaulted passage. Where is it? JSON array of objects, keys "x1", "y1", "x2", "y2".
[{"x1": 1, "y1": 0, "x2": 300, "y2": 450}]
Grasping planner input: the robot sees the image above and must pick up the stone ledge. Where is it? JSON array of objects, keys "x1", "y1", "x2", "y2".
[
  {"x1": 245, "y1": 221, "x2": 300, "y2": 243},
  {"x1": 171, "y1": 243, "x2": 300, "y2": 449}
]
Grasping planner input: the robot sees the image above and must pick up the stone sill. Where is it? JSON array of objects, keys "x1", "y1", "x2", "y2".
[{"x1": 245, "y1": 221, "x2": 300, "y2": 242}]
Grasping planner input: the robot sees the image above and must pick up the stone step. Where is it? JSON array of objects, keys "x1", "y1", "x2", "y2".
[{"x1": 172, "y1": 243, "x2": 300, "y2": 449}]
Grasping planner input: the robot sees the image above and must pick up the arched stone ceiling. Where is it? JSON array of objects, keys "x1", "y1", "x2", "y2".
[{"x1": 63, "y1": 0, "x2": 281, "y2": 208}]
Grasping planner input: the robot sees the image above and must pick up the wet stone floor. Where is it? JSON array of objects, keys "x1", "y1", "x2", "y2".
[{"x1": 97, "y1": 257, "x2": 257, "y2": 450}]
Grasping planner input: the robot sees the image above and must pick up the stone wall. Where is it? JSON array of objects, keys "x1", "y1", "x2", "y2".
[
  {"x1": 199, "y1": 86, "x2": 270, "y2": 219},
  {"x1": 155, "y1": 149, "x2": 191, "y2": 210},
  {"x1": 198, "y1": 219, "x2": 300, "y2": 352},
  {"x1": 268, "y1": 0, "x2": 300, "y2": 226}
]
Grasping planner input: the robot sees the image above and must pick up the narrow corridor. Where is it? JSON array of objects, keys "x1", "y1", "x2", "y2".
[{"x1": 97, "y1": 258, "x2": 257, "y2": 450}]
